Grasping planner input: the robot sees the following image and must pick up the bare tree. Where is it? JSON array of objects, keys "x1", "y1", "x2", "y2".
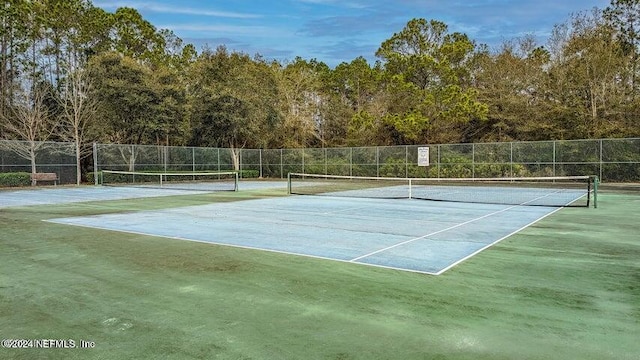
[
  {"x1": 59, "y1": 67, "x2": 99, "y2": 184},
  {"x1": 1, "y1": 85, "x2": 57, "y2": 185}
]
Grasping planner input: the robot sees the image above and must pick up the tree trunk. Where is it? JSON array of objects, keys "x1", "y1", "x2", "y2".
[
  {"x1": 76, "y1": 141, "x2": 82, "y2": 185},
  {"x1": 229, "y1": 143, "x2": 240, "y2": 171},
  {"x1": 30, "y1": 145, "x2": 37, "y2": 186}
]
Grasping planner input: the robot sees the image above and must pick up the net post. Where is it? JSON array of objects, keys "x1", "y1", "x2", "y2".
[
  {"x1": 287, "y1": 172, "x2": 292, "y2": 194},
  {"x1": 408, "y1": 178, "x2": 412, "y2": 199}
]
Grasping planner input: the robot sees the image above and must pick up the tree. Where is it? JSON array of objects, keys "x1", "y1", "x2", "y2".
[
  {"x1": 88, "y1": 52, "x2": 162, "y2": 170},
  {"x1": 189, "y1": 47, "x2": 281, "y2": 167},
  {"x1": 347, "y1": 110, "x2": 387, "y2": 146},
  {"x1": 110, "y1": 7, "x2": 165, "y2": 64},
  {"x1": 472, "y1": 37, "x2": 555, "y2": 141},
  {"x1": 375, "y1": 19, "x2": 487, "y2": 144},
  {"x1": 272, "y1": 57, "x2": 329, "y2": 148},
  {"x1": 41, "y1": 0, "x2": 81, "y2": 86},
  {"x1": 0, "y1": 0, "x2": 30, "y2": 122},
  {"x1": 547, "y1": 9, "x2": 628, "y2": 138},
  {"x1": 329, "y1": 56, "x2": 381, "y2": 112},
  {"x1": 604, "y1": 0, "x2": 640, "y2": 134},
  {"x1": 326, "y1": 57, "x2": 385, "y2": 146},
  {"x1": 58, "y1": 67, "x2": 99, "y2": 184},
  {"x1": 605, "y1": 0, "x2": 640, "y2": 96},
  {"x1": 1, "y1": 83, "x2": 58, "y2": 184},
  {"x1": 72, "y1": 4, "x2": 114, "y2": 61},
  {"x1": 147, "y1": 64, "x2": 189, "y2": 146}
]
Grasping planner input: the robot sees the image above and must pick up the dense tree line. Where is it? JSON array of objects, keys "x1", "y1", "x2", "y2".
[{"x1": 1, "y1": 0, "x2": 639, "y2": 178}]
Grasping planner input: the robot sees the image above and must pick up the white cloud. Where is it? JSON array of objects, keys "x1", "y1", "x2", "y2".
[
  {"x1": 294, "y1": 0, "x2": 369, "y2": 9},
  {"x1": 161, "y1": 24, "x2": 290, "y2": 38},
  {"x1": 94, "y1": 1, "x2": 261, "y2": 18}
]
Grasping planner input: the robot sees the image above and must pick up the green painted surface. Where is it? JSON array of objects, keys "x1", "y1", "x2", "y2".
[{"x1": 0, "y1": 190, "x2": 638, "y2": 359}]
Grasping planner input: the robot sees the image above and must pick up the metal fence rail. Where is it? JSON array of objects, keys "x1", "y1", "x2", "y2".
[{"x1": 93, "y1": 138, "x2": 640, "y2": 183}]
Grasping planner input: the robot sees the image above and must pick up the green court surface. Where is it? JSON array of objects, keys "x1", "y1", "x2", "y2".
[{"x1": 0, "y1": 188, "x2": 638, "y2": 359}]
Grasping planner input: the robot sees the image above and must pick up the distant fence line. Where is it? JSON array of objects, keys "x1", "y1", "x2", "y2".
[
  {"x1": 93, "y1": 138, "x2": 640, "y2": 183},
  {"x1": 1, "y1": 138, "x2": 638, "y2": 186}
]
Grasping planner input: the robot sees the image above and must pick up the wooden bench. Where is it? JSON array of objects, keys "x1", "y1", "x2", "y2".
[{"x1": 31, "y1": 172, "x2": 59, "y2": 186}]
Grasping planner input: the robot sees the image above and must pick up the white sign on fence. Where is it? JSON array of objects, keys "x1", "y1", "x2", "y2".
[{"x1": 418, "y1": 146, "x2": 430, "y2": 166}]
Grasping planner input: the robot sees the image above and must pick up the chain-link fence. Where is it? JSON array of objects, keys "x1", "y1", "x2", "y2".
[
  {"x1": 1, "y1": 138, "x2": 635, "y2": 187},
  {"x1": 0, "y1": 140, "x2": 77, "y2": 184},
  {"x1": 93, "y1": 138, "x2": 640, "y2": 183}
]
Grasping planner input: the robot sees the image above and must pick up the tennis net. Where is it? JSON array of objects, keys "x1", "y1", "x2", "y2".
[
  {"x1": 99, "y1": 170, "x2": 238, "y2": 192},
  {"x1": 288, "y1": 173, "x2": 598, "y2": 207}
]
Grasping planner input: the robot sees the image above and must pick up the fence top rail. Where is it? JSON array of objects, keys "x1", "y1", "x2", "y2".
[{"x1": 93, "y1": 137, "x2": 640, "y2": 153}]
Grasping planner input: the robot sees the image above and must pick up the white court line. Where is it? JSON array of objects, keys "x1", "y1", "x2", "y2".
[
  {"x1": 43, "y1": 219, "x2": 441, "y2": 275},
  {"x1": 349, "y1": 204, "x2": 522, "y2": 262},
  {"x1": 434, "y1": 206, "x2": 566, "y2": 275},
  {"x1": 349, "y1": 189, "x2": 571, "y2": 263},
  {"x1": 42, "y1": 188, "x2": 585, "y2": 276}
]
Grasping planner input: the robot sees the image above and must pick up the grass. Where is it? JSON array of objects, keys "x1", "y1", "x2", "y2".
[{"x1": 0, "y1": 189, "x2": 639, "y2": 359}]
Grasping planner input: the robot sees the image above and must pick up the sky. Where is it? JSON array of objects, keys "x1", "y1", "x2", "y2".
[{"x1": 94, "y1": 0, "x2": 611, "y2": 67}]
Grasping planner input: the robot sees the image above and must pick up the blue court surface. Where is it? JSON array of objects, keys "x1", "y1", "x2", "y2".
[
  {"x1": 0, "y1": 186, "x2": 208, "y2": 208},
  {"x1": 0, "y1": 181, "x2": 287, "y2": 208},
  {"x1": 47, "y1": 195, "x2": 563, "y2": 275}
]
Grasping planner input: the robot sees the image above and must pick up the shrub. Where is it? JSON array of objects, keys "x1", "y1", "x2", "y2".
[
  {"x1": 0, "y1": 172, "x2": 31, "y2": 187},
  {"x1": 240, "y1": 170, "x2": 259, "y2": 178}
]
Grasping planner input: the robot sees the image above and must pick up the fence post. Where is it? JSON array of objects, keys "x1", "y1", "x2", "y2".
[
  {"x1": 405, "y1": 145, "x2": 409, "y2": 178},
  {"x1": 351, "y1": 147, "x2": 357, "y2": 176},
  {"x1": 376, "y1": 147, "x2": 380, "y2": 177},
  {"x1": 93, "y1": 142, "x2": 98, "y2": 185},
  {"x1": 437, "y1": 144, "x2": 441, "y2": 178},
  {"x1": 472, "y1": 143, "x2": 475, "y2": 178},
  {"x1": 553, "y1": 141, "x2": 556, "y2": 177},
  {"x1": 324, "y1": 147, "x2": 327, "y2": 175},
  {"x1": 163, "y1": 146, "x2": 168, "y2": 172},
  {"x1": 510, "y1": 142, "x2": 513, "y2": 178},
  {"x1": 259, "y1": 148, "x2": 263, "y2": 178},
  {"x1": 599, "y1": 139, "x2": 603, "y2": 182}
]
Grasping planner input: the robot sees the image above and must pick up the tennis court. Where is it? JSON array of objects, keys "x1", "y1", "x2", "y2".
[
  {"x1": 2, "y1": 176, "x2": 638, "y2": 360},
  {"x1": 47, "y1": 190, "x2": 574, "y2": 274},
  {"x1": 4, "y1": 171, "x2": 595, "y2": 274},
  {"x1": 0, "y1": 180, "x2": 286, "y2": 209}
]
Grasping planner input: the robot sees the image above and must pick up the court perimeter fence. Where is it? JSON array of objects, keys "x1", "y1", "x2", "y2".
[
  {"x1": 92, "y1": 138, "x2": 640, "y2": 184},
  {"x1": 0, "y1": 140, "x2": 77, "y2": 184},
  {"x1": 1, "y1": 138, "x2": 638, "y2": 186}
]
